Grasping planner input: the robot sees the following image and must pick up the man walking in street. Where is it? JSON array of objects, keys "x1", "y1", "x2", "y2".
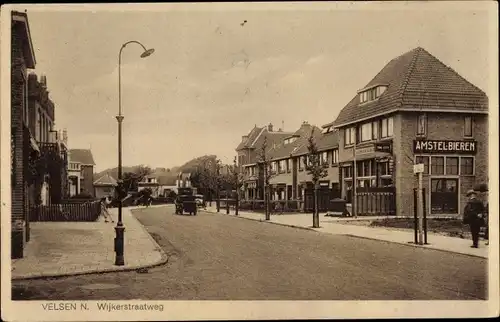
[{"x1": 463, "y1": 189, "x2": 485, "y2": 248}]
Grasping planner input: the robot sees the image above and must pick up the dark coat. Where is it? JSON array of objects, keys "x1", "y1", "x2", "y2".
[{"x1": 463, "y1": 198, "x2": 485, "y2": 226}]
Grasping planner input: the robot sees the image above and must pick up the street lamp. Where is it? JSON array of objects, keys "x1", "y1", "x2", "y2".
[{"x1": 115, "y1": 40, "x2": 154, "y2": 266}]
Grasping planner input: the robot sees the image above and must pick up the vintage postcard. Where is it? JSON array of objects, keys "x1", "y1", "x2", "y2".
[{"x1": 1, "y1": 2, "x2": 498, "y2": 321}]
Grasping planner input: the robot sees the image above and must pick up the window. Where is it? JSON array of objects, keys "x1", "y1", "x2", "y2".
[
  {"x1": 35, "y1": 109, "x2": 41, "y2": 141},
  {"x1": 286, "y1": 159, "x2": 291, "y2": 173},
  {"x1": 381, "y1": 117, "x2": 393, "y2": 138},
  {"x1": 360, "y1": 122, "x2": 373, "y2": 142},
  {"x1": 372, "y1": 121, "x2": 379, "y2": 140},
  {"x1": 344, "y1": 166, "x2": 353, "y2": 179},
  {"x1": 446, "y1": 157, "x2": 459, "y2": 175},
  {"x1": 431, "y1": 156, "x2": 444, "y2": 175},
  {"x1": 331, "y1": 149, "x2": 339, "y2": 165},
  {"x1": 464, "y1": 116, "x2": 473, "y2": 137},
  {"x1": 415, "y1": 156, "x2": 429, "y2": 174},
  {"x1": 417, "y1": 113, "x2": 427, "y2": 136},
  {"x1": 321, "y1": 152, "x2": 328, "y2": 165},
  {"x1": 344, "y1": 127, "x2": 356, "y2": 145},
  {"x1": 461, "y1": 157, "x2": 474, "y2": 175},
  {"x1": 378, "y1": 162, "x2": 389, "y2": 176},
  {"x1": 279, "y1": 160, "x2": 286, "y2": 173},
  {"x1": 298, "y1": 157, "x2": 304, "y2": 171}
]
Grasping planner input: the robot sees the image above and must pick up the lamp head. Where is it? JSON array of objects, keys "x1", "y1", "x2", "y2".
[{"x1": 140, "y1": 48, "x2": 155, "y2": 58}]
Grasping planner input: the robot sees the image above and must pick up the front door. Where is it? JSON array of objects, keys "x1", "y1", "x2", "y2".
[{"x1": 430, "y1": 178, "x2": 459, "y2": 214}]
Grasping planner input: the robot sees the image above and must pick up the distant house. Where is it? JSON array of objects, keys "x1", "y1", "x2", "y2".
[
  {"x1": 138, "y1": 169, "x2": 178, "y2": 198},
  {"x1": 67, "y1": 149, "x2": 96, "y2": 197},
  {"x1": 93, "y1": 173, "x2": 117, "y2": 199}
]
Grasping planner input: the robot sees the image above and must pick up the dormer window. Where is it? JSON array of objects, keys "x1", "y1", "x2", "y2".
[
  {"x1": 359, "y1": 85, "x2": 387, "y2": 104},
  {"x1": 284, "y1": 137, "x2": 298, "y2": 145},
  {"x1": 322, "y1": 126, "x2": 333, "y2": 134}
]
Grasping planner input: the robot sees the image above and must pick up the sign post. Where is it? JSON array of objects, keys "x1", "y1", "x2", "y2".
[{"x1": 413, "y1": 163, "x2": 424, "y2": 245}]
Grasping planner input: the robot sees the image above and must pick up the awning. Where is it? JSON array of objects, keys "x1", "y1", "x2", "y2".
[{"x1": 342, "y1": 152, "x2": 392, "y2": 163}]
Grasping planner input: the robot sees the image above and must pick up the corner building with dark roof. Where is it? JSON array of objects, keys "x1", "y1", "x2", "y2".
[{"x1": 324, "y1": 47, "x2": 488, "y2": 217}]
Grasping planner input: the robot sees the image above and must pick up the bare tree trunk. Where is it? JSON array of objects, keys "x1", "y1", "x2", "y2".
[
  {"x1": 313, "y1": 184, "x2": 319, "y2": 228},
  {"x1": 235, "y1": 187, "x2": 239, "y2": 216},
  {"x1": 226, "y1": 187, "x2": 230, "y2": 214}
]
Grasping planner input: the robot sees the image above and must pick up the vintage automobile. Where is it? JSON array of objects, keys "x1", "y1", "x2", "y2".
[
  {"x1": 175, "y1": 188, "x2": 198, "y2": 216},
  {"x1": 194, "y1": 194, "x2": 205, "y2": 208}
]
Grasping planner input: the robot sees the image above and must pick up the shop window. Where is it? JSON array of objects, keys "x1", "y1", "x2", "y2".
[
  {"x1": 464, "y1": 116, "x2": 473, "y2": 138},
  {"x1": 431, "y1": 178, "x2": 459, "y2": 214},
  {"x1": 415, "y1": 156, "x2": 429, "y2": 174},
  {"x1": 431, "y1": 156, "x2": 444, "y2": 175},
  {"x1": 461, "y1": 157, "x2": 474, "y2": 175},
  {"x1": 446, "y1": 157, "x2": 459, "y2": 175},
  {"x1": 381, "y1": 178, "x2": 393, "y2": 187},
  {"x1": 378, "y1": 162, "x2": 389, "y2": 176},
  {"x1": 417, "y1": 113, "x2": 427, "y2": 136}
]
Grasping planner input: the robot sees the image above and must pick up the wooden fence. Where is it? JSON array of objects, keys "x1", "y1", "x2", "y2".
[{"x1": 29, "y1": 201, "x2": 101, "y2": 222}]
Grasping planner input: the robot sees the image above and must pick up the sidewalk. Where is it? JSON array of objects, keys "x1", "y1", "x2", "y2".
[
  {"x1": 203, "y1": 206, "x2": 488, "y2": 259},
  {"x1": 11, "y1": 207, "x2": 167, "y2": 280}
]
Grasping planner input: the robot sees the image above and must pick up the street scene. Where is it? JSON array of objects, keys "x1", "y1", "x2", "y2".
[{"x1": 3, "y1": 2, "x2": 497, "y2": 320}]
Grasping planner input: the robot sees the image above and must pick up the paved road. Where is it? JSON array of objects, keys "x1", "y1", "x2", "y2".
[{"x1": 12, "y1": 205, "x2": 487, "y2": 300}]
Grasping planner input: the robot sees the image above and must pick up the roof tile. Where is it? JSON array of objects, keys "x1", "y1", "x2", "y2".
[{"x1": 332, "y1": 47, "x2": 488, "y2": 127}]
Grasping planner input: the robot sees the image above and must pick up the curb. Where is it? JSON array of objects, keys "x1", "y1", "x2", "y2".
[
  {"x1": 204, "y1": 209, "x2": 319, "y2": 232},
  {"x1": 12, "y1": 210, "x2": 170, "y2": 282},
  {"x1": 343, "y1": 234, "x2": 488, "y2": 259},
  {"x1": 204, "y1": 209, "x2": 488, "y2": 260}
]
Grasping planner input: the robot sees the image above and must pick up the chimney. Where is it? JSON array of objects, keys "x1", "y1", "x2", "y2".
[{"x1": 268, "y1": 123, "x2": 273, "y2": 132}]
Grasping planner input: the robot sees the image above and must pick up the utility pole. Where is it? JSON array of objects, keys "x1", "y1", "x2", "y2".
[
  {"x1": 416, "y1": 165, "x2": 424, "y2": 245},
  {"x1": 352, "y1": 128, "x2": 357, "y2": 218},
  {"x1": 234, "y1": 156, "x2": 239, "y2": 216}
]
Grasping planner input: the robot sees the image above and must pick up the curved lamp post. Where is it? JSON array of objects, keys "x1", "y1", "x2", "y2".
[{"x1": 115, "y1": 40, "x2": 154, "y2": 266}]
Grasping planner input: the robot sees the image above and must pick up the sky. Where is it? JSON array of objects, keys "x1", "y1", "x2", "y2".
[{"x1": 17, "y1": 2, "x2": 494, "y2": 172}]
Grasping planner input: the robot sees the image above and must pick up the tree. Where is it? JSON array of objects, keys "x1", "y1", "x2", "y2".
[
  {"x1": 231, "y1": 156, "x2": 245, "y2": 216},
  {"x1": 305, "y1": 128, "x2": 328, "y2": 228},
  {"x1": 257, "y1": 136, "x2": 276, "y2": 220},
  {"x1": 122, "y1": 165, "x2": 152, "y2": 192}
]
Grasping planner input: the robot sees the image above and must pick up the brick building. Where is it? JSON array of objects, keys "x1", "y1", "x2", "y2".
[
  {"x1": 323, "y1": 47, "x2": 488, "y2": 217},
  {"x1": 236, "y1": 123, "x2": 293, "y2": 200},
  {"x1": 11, "y1": 11, "x2": 37, "y2": 259},
  {"x1": 67, "y1": 149, "x2": 96, "y2": 197},
  {"x1": 237, "y1": 122, "x2": 341, "y2": 211}
]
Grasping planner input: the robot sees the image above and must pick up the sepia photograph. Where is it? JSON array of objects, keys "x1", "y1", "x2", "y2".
[{"x1": 1, "y1": 1, "x2": 498, "y2": 321}]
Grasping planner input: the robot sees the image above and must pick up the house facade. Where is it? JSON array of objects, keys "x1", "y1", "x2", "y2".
[
  {"x1": 138, "y1": 169, "x2": 179, "y2": 197},
  {"x1": 236, "y1": 122, "x2": 341, "y2": 211},
  {"x1": 325, "y1": 47, "x2": 488, "y2": 217},
  {"x1": 11, "y1": 10, "x2": 37, "y2": 259},
  {"x1": 237, "y1": 123, "x2": 293, "y2": 200},
  {"x1": 67, "y1": 149, "x2": 96, "y2": 197}
]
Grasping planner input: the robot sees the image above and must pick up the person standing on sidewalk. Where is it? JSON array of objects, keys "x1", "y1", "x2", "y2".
[{"x1": 463, "y1": 189, "x2": 485, "y2": 248}]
